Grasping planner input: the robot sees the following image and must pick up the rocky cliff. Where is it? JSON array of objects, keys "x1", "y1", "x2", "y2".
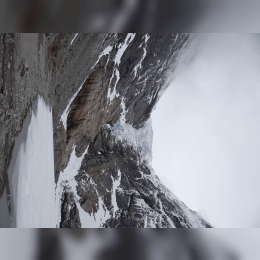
[{"x1": 0, "y1": 33, "x2": 212, "y2": 228}]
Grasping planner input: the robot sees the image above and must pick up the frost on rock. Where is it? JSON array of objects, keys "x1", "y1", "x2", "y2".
[{"x1": 111, "y1": 117, "x2": 153, "y2": 163}]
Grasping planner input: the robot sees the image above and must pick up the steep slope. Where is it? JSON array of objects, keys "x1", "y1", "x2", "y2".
[{"x1": 0, "y1": 33, "x2": 212, "y2": 228}]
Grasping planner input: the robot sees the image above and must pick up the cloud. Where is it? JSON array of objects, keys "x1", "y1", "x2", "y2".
[{"x1": 152, "y1": 34, "x2": 260, "y2": 227}]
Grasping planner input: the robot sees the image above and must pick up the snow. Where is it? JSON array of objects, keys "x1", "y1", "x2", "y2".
[
  {"x1": 111, "y1": 116, "x2": 153, "y2": 163},
  {"x1": 8, "y1": 96, "x2": 56, "y2": 228},
  {"x1": 107, "y1": 68, "x2": 120, "y2": 103},
  {"x1": 133, "y1": 34, "x2": 150, "y2": 78},
  {"x1": 70, "y1": 33, "x2": 78, "y2": 45},
  {"x1": 93, "y1": 45, "x2": 113, "y2": 68},
  {"x1": 107, "y1": 33, "x2": 136, "y2": 104},
  {"x1": 114, "y1": 33, "x2": 136, "y2": 66},
  {"x1": 111, "y1": 169, "x2": 122, "y2": 216},
  {"x1": 60, "y1": 80, "x2": 85, "y2": 131}
]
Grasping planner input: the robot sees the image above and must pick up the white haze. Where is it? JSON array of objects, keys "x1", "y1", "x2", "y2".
[{"x1": 152, "y1": 34, "x2": 260, "y2": 228}]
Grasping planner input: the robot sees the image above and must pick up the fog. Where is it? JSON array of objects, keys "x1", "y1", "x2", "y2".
[{"x1": 152, "y1": 34, "x2": 260, "y2": 228}]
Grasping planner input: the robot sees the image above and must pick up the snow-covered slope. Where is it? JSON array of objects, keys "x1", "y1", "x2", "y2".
[{"x1": 8, "y1": 96, "x2": 56, "y2": 228}]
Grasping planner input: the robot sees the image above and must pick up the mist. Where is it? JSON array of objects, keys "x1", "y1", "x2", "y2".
[{"x1": 152, "y1": 34, "x2": 260, "y2": 228}]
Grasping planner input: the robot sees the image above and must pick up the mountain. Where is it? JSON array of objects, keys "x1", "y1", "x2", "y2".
[{"x1": 0, "y1": 33, "x2": 212, "y2": 228}]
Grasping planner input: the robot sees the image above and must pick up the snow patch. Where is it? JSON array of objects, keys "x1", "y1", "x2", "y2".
[
  {"x1": 114, "y1": 33, "x2": 136, "y2": 66},
  {"x1": 70, "y1": 33, "x2": 78, "y2": 45},
  {"x1": 111, "y1": 169, "x2": 122, "y2": 217},
  {"x1": 107, "y1": 33, "x2": 136, "y2": 104},
  {"x1": 60, "y1": 80, "x2": 85, "y2": 131},
  {"x1": 107, "y1": 68, "x2": 120, "y2": 103},
  {"x1": 93, "y1": 45, "x2": 113, "y2": 68},
  {"x1": 133, "y1": 34, "x2": 150, "y2": 78}
]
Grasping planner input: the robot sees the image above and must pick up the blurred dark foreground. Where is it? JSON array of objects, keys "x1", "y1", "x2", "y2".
[
  {"x1": 1, "y1": 0, "x2": 260, "y2": 32},
  {"x1": 0, "y1": 229, "x2": 247, "y2": 260},
  {"x1": 0, "y1": 0, "x2": 208, "y2": 32}
]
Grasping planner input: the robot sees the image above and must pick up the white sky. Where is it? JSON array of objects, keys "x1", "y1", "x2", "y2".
[{"x1": 152, "y1": 34, "x2": 260, "y2": 228}]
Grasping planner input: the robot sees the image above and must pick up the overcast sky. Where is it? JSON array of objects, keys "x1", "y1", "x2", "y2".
[{"x1": 152, "y1": 34, "x2": 260, "y2": 228}]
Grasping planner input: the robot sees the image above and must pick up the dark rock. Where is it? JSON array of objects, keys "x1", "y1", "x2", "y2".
[{"x1": 60, "y1": 189, "x2": 81, "y2": 228}]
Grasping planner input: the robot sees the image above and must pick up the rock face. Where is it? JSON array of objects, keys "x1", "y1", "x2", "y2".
[
  {"x1": 0, "y1": 33, "x2": 212, "y2": 228},
  {"x1": 52, "y1": 33, "x2": 190, "y2": 185}
]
